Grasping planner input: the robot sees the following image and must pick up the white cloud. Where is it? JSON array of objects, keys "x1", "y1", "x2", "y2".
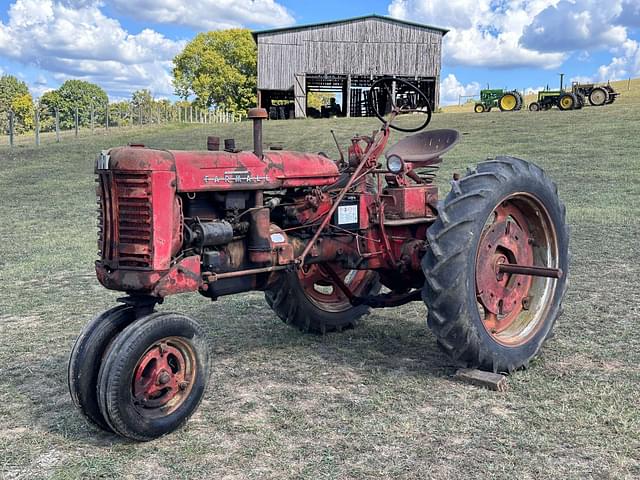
[
  {"x1": 389, "y1": 0, "x2": 638, "y2": 71},
  {"x1": 0, "y1": 0, "x2": 184, "y2": 96},
  {"x1": 521, "y1": 0, "x2": 626, "y2": 52},
  {"x1": 439, "y1": 73, "x2": 480, "y2": 105},
  {"x1": 596, "y1": 39, "x2": 640, "y2": 81},
  {"x1": 389, "y1": 0, "x2": 566, "y2": 69},
  {"x1": 111, "y1": 0, "x2": 294, "y2": 30}
]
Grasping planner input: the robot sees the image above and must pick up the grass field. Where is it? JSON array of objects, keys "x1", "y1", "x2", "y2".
[{"x1": 1, "y1": 92, "x2": 639, "y2": 479}]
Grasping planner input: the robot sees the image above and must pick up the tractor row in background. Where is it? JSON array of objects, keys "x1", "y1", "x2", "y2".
[
  {"x1": 474, "y1": 89, "x2": 524, "y2": 113},
  {"x1": 529, "y1": 81, "x2": 619, "y2": 112}
]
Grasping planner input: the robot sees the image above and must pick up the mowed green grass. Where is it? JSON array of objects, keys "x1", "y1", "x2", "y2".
[{"x1": 0, "y1": 96, "x2": 639, "y2": 479}]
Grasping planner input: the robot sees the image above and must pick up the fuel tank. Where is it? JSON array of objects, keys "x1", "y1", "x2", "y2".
[{"x1": 107, "y1": 146, "x2": 341, "y2": 191}]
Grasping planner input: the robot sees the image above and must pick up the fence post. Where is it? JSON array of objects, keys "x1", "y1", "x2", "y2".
[
  {"x1": 35, "y1": 107, "x2": 40, "y2": 146},
  {"x1": 75, "y1": 106, "x2": 79, "y2": 137},
  {"x1": 8, "y1": 110, "x2": 14, "y2": 147},
  {"x1": 55, "y1": 108, "x2": 60, "y2": 142},
  {"x1": 90, "y1": 103, "x2": 94, "y2": 134},
  {"x1": 106, "y1": 103, "x2": 109, "y2": 131}
]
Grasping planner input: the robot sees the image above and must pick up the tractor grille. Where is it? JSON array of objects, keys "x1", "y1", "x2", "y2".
[{"x1": 97, "y1": 171, "x2": 153, "y2": 269}]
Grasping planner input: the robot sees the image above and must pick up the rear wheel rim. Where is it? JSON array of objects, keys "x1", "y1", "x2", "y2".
[
  {"x1": 132, "y1": 336, "x2": 196, "y2": 418},
  {"x1": 591, "y1": 90, "x2": 606, "y2": 105},
  {"x1": 475, "y1": 194, "x2": 559, "y2": 346},
  {"x1": 298, "y1": 264, "x2": 371, "y2": 312},
  {"x1": 501, "y1": 95, "x2": 517, "y2": 110},
  {"x1": 560, "y1": 97, "x2": 573, "y2": 109}
]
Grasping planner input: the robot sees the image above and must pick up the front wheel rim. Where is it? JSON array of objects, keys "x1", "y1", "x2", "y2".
[
  {"x1": 475, "y1": 193, "x2": 559, "y2": 347},
  {"x1": 132, "y1": 337, "x2": 196, "y2": 418}
]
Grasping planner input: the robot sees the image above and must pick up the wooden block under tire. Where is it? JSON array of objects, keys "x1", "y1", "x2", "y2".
[{"x1": 454, "y1": 368, "x2": 509, "y2": 392}]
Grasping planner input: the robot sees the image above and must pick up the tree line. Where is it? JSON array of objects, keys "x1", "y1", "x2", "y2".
[{"x1": 2, "y1": 28, "x2": 334, "y2": 136}]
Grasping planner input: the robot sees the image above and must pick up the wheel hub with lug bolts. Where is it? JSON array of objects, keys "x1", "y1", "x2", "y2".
[
  {"x1": 133, "y1": 340, "x2": 189, "y2": 409},
  {"x1": 476, "y1": 202, "x2": 534, "y2": 334}
]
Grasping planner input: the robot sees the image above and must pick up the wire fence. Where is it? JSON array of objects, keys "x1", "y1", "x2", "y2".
[{"x1": 2, "y1": 102, "x2": 243, "y2": 148}]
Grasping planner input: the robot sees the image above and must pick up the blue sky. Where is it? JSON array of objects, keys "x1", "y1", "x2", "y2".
[{"x1": 1, "y1": 0, "x2": 639, "y2": 104}]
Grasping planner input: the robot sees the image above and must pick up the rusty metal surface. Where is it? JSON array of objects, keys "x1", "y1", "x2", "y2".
[
  {"x1": 152, "y1": 256, "x2": 202, "y2": 297},
  {"x1": 383, "y1": 184, "x2": 437, "y2": 219},
  {"x1": 475, "y1": 202, "x2": 537, "y2": 335}
]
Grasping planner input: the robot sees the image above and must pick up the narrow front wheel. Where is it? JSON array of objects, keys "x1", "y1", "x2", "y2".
[{"x1": 97, "y1": 312, "x2": 210, "y2": 441}]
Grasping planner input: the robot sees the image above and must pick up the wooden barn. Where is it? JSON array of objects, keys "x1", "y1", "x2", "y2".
[{"x1": 252, "y1": 14, "x2": 448, "y2": 119}]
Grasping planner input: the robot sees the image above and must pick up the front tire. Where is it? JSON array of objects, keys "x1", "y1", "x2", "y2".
[
  {"x1": 97, "y1": 312, "x2": 210, "y2": 441},
  {"x1": 68, "y1": 305, "x2": 137, "y2": 432},
  {"x1": 422, "y1": 157, "x2": 569, "y2": 372},
  {"x1": 265, "y1": 265, "x2": 379, "y2": 334}
]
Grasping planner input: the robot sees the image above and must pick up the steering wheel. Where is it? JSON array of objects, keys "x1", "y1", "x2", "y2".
[{"x1": 369, "y1": 77, "x2": 432, "y2": 132}]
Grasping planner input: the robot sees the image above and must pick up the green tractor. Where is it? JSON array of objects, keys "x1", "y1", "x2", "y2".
[
  {"x1": 528, "y1": 89, "x2": 582, "y2": 112},
  {"x1": 474, "y1": 89, "x2": 523, "y2": 113}
]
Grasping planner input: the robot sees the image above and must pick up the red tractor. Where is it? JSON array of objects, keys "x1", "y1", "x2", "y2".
[{"x1": 69, "y1": 78, "x2": 569, "y2": 441}]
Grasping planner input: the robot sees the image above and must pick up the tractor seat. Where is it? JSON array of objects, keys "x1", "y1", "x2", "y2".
[{"x1": 386, "y1": 129, "x2": 460, "y2": 164}]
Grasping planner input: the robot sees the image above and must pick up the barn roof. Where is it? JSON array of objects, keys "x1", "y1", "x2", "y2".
[{"x1": 252, "y1": 14, "x2": 449, "y2": 40}]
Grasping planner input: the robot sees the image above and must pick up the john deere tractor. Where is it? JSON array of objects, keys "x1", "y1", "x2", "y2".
[
  {"x1": 474, "y1": 89, "x2": 523, "y2": 113},
  {"x1": 529, "y1": 89, "x2": 582, "y2": 112}
]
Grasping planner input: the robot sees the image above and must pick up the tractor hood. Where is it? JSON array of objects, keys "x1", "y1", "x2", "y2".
[{"x1": 106, "y1": 146, "x2": 341, "y2": 191}]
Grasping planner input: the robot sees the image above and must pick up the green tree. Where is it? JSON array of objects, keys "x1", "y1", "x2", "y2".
[
  {"x1": 307, "y1": 92, "x2": 336, "y2": 110},
  {"x1": 11, "y1": 93, "x2": 34, "y2": 133},
  {"x1": 131, "y1": 89, "x2": 154, "y2": 124},
  {"x1": 109, "y1": 100, "x2": 133, "y2": 126},
  {"x1": 0, "y1": 74, "x2": 31, "y2": 133},
  {"x1": 40, "y1": 80, "x2": 108, "y2": 129},
  {"x1": 173, "y1": 28, "x2": 256, "y2": 113}
]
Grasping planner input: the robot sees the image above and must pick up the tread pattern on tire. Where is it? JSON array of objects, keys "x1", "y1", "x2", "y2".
[
  {"x1": 265, "y1": 271, "x2": 378, "y2": 334},
  {"x1": 421, "y1": 156, "x2": 569, "y2": 373},
  {"x1": 67, "y1": 305, "x2": 136, "y2": 432}
]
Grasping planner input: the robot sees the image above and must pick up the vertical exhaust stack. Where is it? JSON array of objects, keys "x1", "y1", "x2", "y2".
[{"x1": 247, "y1": 108, "x2": 268, "y2": 158}]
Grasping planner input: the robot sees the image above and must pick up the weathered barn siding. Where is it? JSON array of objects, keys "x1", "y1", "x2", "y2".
[{"x1": 256, "y1": 16, "x2": 444, "y2": 91}]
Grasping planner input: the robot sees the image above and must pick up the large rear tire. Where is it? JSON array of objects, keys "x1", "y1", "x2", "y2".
[
  {"x1": 422, "y1": 157, "x2": 569, "y2": 372},
  {"x1": 589, "y1": 87, "x2": 609, "y2": 106},
  {"x1": 68, "y1": 305, "x2": 137, "y2": 432},
  {"x1": 265, "y1": 266, "x2": 379, "y2": 334},
  {"x1": 498, "y1": 92, "x2": 519, "y2": 112},
  {"x1": 513, "y1": 91, "x2": 524, "y2": 110},
  {"x1": 558, "y1": 93, "x2": 577, "y2": 111}
]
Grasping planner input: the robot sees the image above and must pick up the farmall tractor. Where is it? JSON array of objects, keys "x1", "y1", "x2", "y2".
[{"x1": 69, "y1": 78, "x2": 569, "y2": 441}]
